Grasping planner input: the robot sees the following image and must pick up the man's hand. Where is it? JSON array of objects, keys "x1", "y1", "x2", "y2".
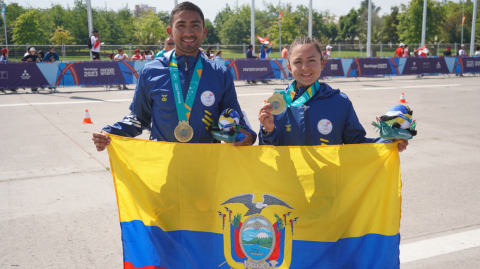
[
  {"x1": 231, "y1": 129, "x2": 254, "y2": 146},
  {"x1": 396, "y1": 139, "x2": 409, "y2": 153},
  {"x1": 92, "y1": 131, "x2": 110, "y2": 152},
  {"x1": 258, "y1": 103, "x2": 275, "y2": 133}
]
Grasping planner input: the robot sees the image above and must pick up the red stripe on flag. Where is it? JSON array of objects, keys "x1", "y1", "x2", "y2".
[{"x1": 124, "y1": 261, "x2": 165, "y2": 269}]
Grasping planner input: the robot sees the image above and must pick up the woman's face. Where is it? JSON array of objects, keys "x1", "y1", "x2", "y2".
[{"x1": 287, "y1": 44, "x2": 322, "y2": 88}]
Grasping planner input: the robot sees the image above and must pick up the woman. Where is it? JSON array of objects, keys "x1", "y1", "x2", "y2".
[
  {"x1": 37, "y1": 50, "x2": 45, "y2": 62},
  {"x1": 214, "y1": 51, "x2": 222, "y2": 60},
  {"x1": 44, "y1": 46, "x2": 59, "y2": 62},
  {"x1": 0, "y1": 48, "x2": 8, "y2": 62},
  {"x1": 258, "y1": 37, "x2": 408, "y2": 151},
  {"x1": 402, "y1": 44, "x2": 409, "y2": 57}
]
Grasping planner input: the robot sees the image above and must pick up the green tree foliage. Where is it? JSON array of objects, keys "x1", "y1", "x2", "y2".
[
  {"x1": 382, "y1": 6, "x2": 400, "y2": 43},
  {"x1": 133, "y1": 11, "x2": 168, "y2": 45},
  {"x1": 338, "y1": 8, "x2": 359, "y2": 42},
  {"x1": 12, "y1": 10, "x2": 45, "y2": 45},
  {"x1": 50, "y1": 26, "x2": 75, "y2": 44},
  {"x1": 397, "y1": 0, "x2": 446, "y2": 44},
  {"x1": 204, "y1": 19, "x2": 220, "y2": 44}
]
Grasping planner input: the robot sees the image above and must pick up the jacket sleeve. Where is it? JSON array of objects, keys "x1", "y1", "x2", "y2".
[
  {"x1": 342, "y1": 101, "x2": 381, "y2": 144},
  {"x1": 219, "y1": 68, "x2": 257, "y2": 144},
  {"x1": 102, "y1": 67, "x2": 152, "y2": 137},
  {"x1": 258, "y1": 125, "x2": 279, "y2": 145},
  {"x1": 54, "y1": 52, "x2": 59, "y2": 61},
  {"x1": 267, "y1": 47, "x2": 273, "y2": 53},
  {"x1": 43, "y1": 53, "x2": 49, "y2": 61}
]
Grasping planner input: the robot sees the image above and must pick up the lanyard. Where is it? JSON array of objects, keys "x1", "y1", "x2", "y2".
[
  {"x1": 169, "y1": 51, "x2": 203, "y2": 122},
  {"x1": 279, "y1": 80, "x2": 321, "y2": 107}
]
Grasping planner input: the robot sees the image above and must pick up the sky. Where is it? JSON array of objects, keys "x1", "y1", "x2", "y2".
[{"x1": 7, "y1": 0, "x2": 404, "y2": 20}]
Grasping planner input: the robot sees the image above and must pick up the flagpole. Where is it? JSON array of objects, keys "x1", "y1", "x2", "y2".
[
  {"x1": 251, "y1": 0, "x2": 255, "y2": 54},
  {"x1": 470, "y1": 0, "x2": 477, "y2": 56},
  {"x1": 421, "y1": 0, "x2": 427, "y2": 47},
  {"x1": 461, "y1": 0, "x2": 464, "y2": 44},
  {"x1": 86, "y1": 0, "x2": 93, "y2": 61},
  {"x1": 1, "y1": 1, "x2": 6, "y2": 49},
  {"x1": 308, "y1": 0, "x2": 312, "y2": 38},
  {"x1": 366, "y1": 0, "x2": 372, "y2": 57}
]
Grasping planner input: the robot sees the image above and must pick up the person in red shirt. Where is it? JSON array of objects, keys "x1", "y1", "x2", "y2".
[
  {"x1": 394, "y1": 43, "x2": 404, "y2": 57},
  {"x1": 131, "y1": 49, "x2": 144, "y2": 61}
]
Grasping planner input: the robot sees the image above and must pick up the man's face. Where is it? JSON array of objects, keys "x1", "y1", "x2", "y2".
[
  {"x1": 119, "y1": 50, "x2": 124, "y2": 55},
  {"x1": 93, "y1": 32, "x2": 98, "y2": 37},
  {"x1": 50, "y1": 48, "x2": 55, "y2": 53},
  {"x1": 167, "y1": 10, "x2": 207, "y2": 56},
  {"x1": 164, "y1": 38, "x2": 175, "y2": 52}
]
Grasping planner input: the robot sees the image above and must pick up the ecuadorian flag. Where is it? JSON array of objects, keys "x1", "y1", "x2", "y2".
[{"x1": 107, "y1": 135, "x2": 401, "y2": 269}]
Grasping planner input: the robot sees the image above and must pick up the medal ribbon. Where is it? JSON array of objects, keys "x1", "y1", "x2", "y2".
[
  {"x1": 276, "y1": 80, "x2": 321, "y2": 107},
  {"x1": 169, "y1": 51, "x2": 203, "y2": 122}
]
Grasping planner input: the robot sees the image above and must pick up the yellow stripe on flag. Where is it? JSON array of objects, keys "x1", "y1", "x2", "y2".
[{"x1": 107, "y1": 135, "x2": 401, "y2": 243}]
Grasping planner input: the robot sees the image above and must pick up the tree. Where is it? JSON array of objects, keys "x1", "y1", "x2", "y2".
[
  {"x1": 338, "y1": 8, "x2": 359, "y2": 42},
  {"x1": 50, "y1": 26, "x2": 75, "y2": 44},
  {"x1": 397, "y1": 0, "x2": 446, "y2": 44},
  {"x1": 203, "y1": 19, "x2": 220, "y2": 44},
  {"x1": 133, "y1": 11, "x2": 168, "y2": 45},
  {"x1": 382, "y1": 6, "x2": 400, "y2": 43},
  {"x1": 12, "y1": 10, "x2": 45, "y2": 45}
]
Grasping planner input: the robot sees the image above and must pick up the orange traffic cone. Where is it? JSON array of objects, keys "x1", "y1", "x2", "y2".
[
  {"x1": 398, "y1": 93, "x2": 407, "y2": 103},
  {"x1": 82, "y1": 109, "x2": 93, "y2": 124}
]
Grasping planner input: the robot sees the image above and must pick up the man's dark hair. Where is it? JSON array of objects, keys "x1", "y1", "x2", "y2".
[
  {"x1": 118, "y1": 48, "x2": 123, "y2": 53},
  {"x1": 248, "y1": 44, "x2": 253, "y2": 50},
  {"x1": 207, "y1": 46, "x2": 213, "y2": 51},
  {"x1": 92, "y1": 29, "x2": 98, "y2": 33},
  {"x1": 170, "y1": 1, "x2": 205, "y2": 27},
  {"x1": 49, "y1": 46, "x2": 55, "y2": 51}
]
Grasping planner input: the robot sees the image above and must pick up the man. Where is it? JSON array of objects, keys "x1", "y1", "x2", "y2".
[
  {"x1": 90, "y1": 30, "x2": 101, "y2": 61},
  {"x1": 131, "y1": 49, "x2": 144, "y2": 61},
  {"x1": 114, "y1": 48, "x2": 129, "y2": 90},
  {"x1": 458, "y1": 44, "x2": 467, "y2": 56},
  {"x1": 92, "y1": 2, "x2": 256, "y2": 150},
  {"x1": 44, "y1": 46, "x2": 59, "y2": 62},
  {"x1": 246, "y1": 44, "x2": 257, "y2": 59},
  {"x1": 323, "y1": 45, "x2": 332, "y2": 59},
  {"x1": 443, "y1": 46, "x2": 452, "y2": 56},
  {"x1": 394, "y1": 43, "x2": 404, "y2": 57},
  {"x1": 260, "y1": 43, "x2": 273, "y2": 59},
  {"x1": 154, "y1": 37, "x2": 175, "y2": 59},
  {"x1": 281, "y1": 44, "x2": 289, "y2": 58}
]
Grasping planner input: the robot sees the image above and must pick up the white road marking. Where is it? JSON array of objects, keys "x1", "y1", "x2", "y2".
[
  {"x1": 400, "y1": 228, "x2": 480, "y2": 263},
  {"x1": 0, "y1": 99, "x2": 133, "y2": 107},
  {"x1": 357, "y1": 84, "x2": 461, "y2": 91}
]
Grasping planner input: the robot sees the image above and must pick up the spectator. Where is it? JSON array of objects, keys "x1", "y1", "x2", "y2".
[
  {"x1": 281, "y1": 44, "x2": 289, "y2": 58},
  {"x1": 260, "y1": 43, "x2": 273, "y2": 59},
  {"x1": 323, "y1": 45, "x2": 332, "y2": 59},
  {"x1": 417, "y1": 46, "x2": 429, "y2": 58},
  {"x1": 394, "y1": 43, "x2": 404, "y2": 57},
  {"x1": 154, "y1": 37, "x2": 175, "y2": 59},
  {"x1": 24, "y1": 47, "x2": 30, "y2": 57},
  {"x1": 144, "y1": 50, "x2": 154, "y2": 60},
  {"x1": 246, "y1": 44, "x2": 257, "y2": 59},
  {"x1": 458, "y1": 44, "x2": 467, "y2": 56},
  {"x1": 114, "y1": 48, "x2": 129, "y2": 61},
  {"x1": 108, "y1": 53, "x2": 115, "y2": 60},
  {"x1": 1, "y1": 48, "x2": 8, "y2": 62},
  {"x1": 22, "y1": 47, "x2": 40, "y2": 62},
  {"x1": 205, "y1": 46, "x2": 214, "y2": 59},
  {"x1": 37, "y1": 50, "x2": 45, "y2": 62},
  {"x1": 402, "y1": 44, "x2": 409, "y2": 57},
  {"x1": 475, "y1": 46, "x2": 480, "y2": 56},
  {"x1": 44, "y1": 46, "x2": 59, "y2": 62},
  {"x1": 214, "y1": 51, "x2": 222, "y2": 60},
  {"x1": 245, "y1": 45, "x2": 257, "y2": 84},
  {"x1": 90, "y1": 29, "x2": 101, "y2": 61},
  {"x1": 443, "y1": 46, "x2": 452, "y2": 56},
  {"x1": 131, "y1": 49, "x2": 144, "y2": 61}
]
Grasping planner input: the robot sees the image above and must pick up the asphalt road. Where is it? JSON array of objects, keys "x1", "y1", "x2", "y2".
[{"x1": 1, "y1": 74, "x2": 479, "y2": 268}]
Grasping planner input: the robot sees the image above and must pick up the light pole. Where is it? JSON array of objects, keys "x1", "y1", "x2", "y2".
[
  {"x1": 366, "y1": 0, "x2": 372, "y2": 57},
  {"x1": 279, "y1": 0, "x2": 281, "y2": 55},
  {"x1": 86, "y1": 0, "x2": 94, "y2": 61},
  {"x1": 461, "y1": 0, "x2": 464, "y2": 44},
  {"x1": 308, "y1": 0, "x2": 312, "y2": 38},
  {"x1": 421, "y1": 0, "x2": 427, "y2": 46},
  {"x1": 251, "y1": 0, "x2": 255, "y2": 54},
  {"x1": 470, "y1": 0, "x2": 477, "y2": 56},
  {"x1": 174, "y1": 0, "x2": 178, "y2": 6}
]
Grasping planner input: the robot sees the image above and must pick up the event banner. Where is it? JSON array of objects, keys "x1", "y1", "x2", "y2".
[
  {"x1": 107, "y1": 135, "x2": 402, "y2": 269},
  {"x1": 1, "y1": 57, "x2": 479, "y2": 89}
]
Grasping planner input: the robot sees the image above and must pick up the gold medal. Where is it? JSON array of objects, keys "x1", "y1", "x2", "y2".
[
  {"x1": 267, "y1": 92, "x2": 286, "y2": 115},
  {"x1": 174, "y1": 120, "x2": 194, "y2": 142}
]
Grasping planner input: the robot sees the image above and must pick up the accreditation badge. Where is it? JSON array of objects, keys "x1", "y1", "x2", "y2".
[
  {"x1": 174, "y1": 120, "x2": 194, "y2": 142},
  {"x1": 267, "y1": 92, "x2": 286, "y2": 115}
]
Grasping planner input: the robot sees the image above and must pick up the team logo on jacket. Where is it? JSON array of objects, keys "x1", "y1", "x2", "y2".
[
  {"x1": 317, "y1": 119, "x2": 333, "y2": 135},
  {"x1": 219, "y1": 193, "x2": 298, "y2": 268},
  {"x1": 162, "y1": 95, "x2": 167, "y2": 101},
  {"x1": 201, "y1": 91, "x2": 215, "y2": 107}
]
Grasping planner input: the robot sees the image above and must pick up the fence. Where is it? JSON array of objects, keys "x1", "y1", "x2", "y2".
[{"x1": 5, "y1": 43, "x2": 480, "y2": 62}]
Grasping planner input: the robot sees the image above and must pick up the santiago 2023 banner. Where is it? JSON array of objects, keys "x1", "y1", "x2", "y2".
[{"x1": 107, "y1": 135, "x2": 402, "y2": 269}]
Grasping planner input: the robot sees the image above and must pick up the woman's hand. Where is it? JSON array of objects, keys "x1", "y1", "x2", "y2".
[
  {"x1": 258, "y1": 103, "x2": 275, "y2": 133},
  {"x1": 396, "y1": 139, "x2": 409, "y2": 153}
]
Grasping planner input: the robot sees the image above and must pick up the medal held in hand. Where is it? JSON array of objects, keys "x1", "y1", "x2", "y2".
[
  {"x1": 267, "y1": 92, "x2": 286, "y2": 115},
  {"x1": 174, "y1": 120, "x2": 194, "y2": 142},
  {"x1": 169, "y1": 50, "x2": 203, "y2": 143}
]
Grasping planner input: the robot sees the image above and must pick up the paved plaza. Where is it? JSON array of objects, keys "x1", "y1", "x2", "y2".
[{"x1": 1, "y1": 75, "x2": 479, "y2": 268}]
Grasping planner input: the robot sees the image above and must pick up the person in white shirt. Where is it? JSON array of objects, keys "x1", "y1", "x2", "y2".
[
  {"x1": 114, "y1": 48, "x2": 129, "y2": 61},
  {"x1": 213, "y1": 51, "x2": 222, "y2": 60},
  {"x1": 113, "y1": 48, "x2": 129, "y2": 90},
  {"x1": 474, "y1": 46, "x2": 480, "y2": 56},
  {"x1": 90, "y1": 29, "x2": 101, "y2": 60},
  {"x1": 458, "y1": 44, "x2": 467, "y2": 57}
]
